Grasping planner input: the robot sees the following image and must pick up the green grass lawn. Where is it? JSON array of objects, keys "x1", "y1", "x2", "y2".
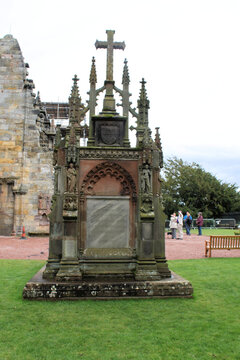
[
  {"x1": 187, "y1": 228, "x2": 236, "y2": 236},
  {"x1": 166, "y1": 228, "x2": 237, "y2": 236},
  {"x1": 0, "y1": 258, "x2": 240, "y2": 360}
]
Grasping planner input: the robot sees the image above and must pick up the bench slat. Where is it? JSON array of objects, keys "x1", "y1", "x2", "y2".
[{"x1": 205, "y1": 235, "x2": 240, "y2": 257}]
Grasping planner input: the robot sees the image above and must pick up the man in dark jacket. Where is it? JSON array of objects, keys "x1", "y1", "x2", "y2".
[
  {"x1": 184, "y1": 211, "x2": 192, "y2": 235},
  {"x1": 196, "y1": 212, "x2": 204, "y2": 235}
]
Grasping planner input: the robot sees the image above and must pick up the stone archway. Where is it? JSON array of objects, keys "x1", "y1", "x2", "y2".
[
  {"x1": 80, "y1": 161, "x2": 137, "y2": 199},
  {"x1": 79, "y1": 161, "x2": 137, "y2": 252}
]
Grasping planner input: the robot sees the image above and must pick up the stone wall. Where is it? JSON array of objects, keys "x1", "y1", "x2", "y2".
[{"x1": 0, "y1": 34, "x2": 54, "y2": 235}]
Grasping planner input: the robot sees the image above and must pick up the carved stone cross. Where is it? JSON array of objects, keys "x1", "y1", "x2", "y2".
[{"x1": 95, "y1": 30, "x2": 125, "y2": 82}]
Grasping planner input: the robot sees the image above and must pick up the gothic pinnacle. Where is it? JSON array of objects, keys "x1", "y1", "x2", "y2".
[
  {"x1": 34, "y1": 91, "x2": 41, "y2": 107},
  {"x1": 155, "y1": 127, "x2": 162, "y2": 151},
  {"x1": 36, "y1": 91, "x2": 41, "y2": 103},
  {"x1": 122, "y1": 58, "x2": 130, "y2": 85},
  {"x1": 89, "y1": 57, "x2": 97, "y2": 84},
  {"x1": 69, "y1": 75, "x2": 81, "y2": 101},
  {"x1": 155, "y1": 127, "x2": 164, "y2": 168},
  {"x1": 69, "y1": 74, "x2": 83, "y2": 125},
  {"x1": 139, "y1": 78, "x2": 147, "y2": 100},
  {"x1": 138, "y1": 78, "x2": 150, "y2": 109}
]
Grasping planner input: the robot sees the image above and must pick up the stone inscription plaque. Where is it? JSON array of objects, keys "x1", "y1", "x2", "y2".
[
  {"x1": 86, "y1": 196, "x2": 130, "y2": 248},
  {"x1": 63, "y1": 239, "x2": 76, "y2": 259}
]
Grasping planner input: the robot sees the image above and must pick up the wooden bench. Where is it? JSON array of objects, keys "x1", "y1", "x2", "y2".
[{"x1": 205, "y1": 235, "x2": 240, "y2": 258}]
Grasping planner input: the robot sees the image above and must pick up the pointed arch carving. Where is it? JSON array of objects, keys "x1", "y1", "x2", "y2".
[{"x1": 80, "y1": 161, "x2": 137, "y2": 200}]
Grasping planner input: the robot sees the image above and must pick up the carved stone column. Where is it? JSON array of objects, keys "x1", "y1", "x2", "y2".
[
  {"x1": 43, "y1": 194, "x2": 63, "y2": 279},
  {"x1": 56, "y1": 193, "x2": 82, "y2": 281},
  {"x1": 153, "y1": 176, "x2": 171, "y2": 278},
  {"x1": 12, "y1": 184, "x2": 27, "y2": 235},
  {"x1": 135, "y1": 164, "x2": 160, "y2": 280},
  {"x1": 43, "y1": 164, "x2": 65, "y2": 279}
]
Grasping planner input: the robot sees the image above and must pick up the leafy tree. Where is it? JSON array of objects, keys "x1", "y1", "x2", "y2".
[{"x1": 162, "y1": 157, "x2": 240, "y2": 219}]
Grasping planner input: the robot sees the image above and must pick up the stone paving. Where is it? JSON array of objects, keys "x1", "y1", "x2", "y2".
[
  {"x1": 165, "y1": 233, "x2": 240, "y2": 259},
  {"x1": 1, "y1": 234, "x2": 240, "y2": 260},
  {"x1": 0, "y1": 236, "x2": 49, "y2": 260}
]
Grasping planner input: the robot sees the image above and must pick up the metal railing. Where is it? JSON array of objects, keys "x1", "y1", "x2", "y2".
[
  {"x1": 165, "y1": 218, "x2": 237, "y2": 229},
  {"x1": 214, "y1": 218, "x2": 236, "y2": 229}
]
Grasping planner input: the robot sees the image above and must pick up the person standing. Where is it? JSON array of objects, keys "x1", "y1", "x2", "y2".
[
  {"x1": 196, "y1": 212, "x2": 204, "y2": 235},
  {"x1": 169, "y1": 212, "x2": 178, "y2": 239},
  {"x1": 177, "y1": 210, "x2": 183, "y2": 240},
  {"x1": 184, "y1": 211, "x2": 192, "y2": 235}
]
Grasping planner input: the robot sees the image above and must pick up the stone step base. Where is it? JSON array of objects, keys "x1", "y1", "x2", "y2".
[{"x1": 23, "y1": 266, "x2": 193, "y2": 300}]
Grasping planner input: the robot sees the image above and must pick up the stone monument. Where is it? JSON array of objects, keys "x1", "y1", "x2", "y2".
[{"x1": 23, "y1": 30, "x2": 193, "y2": 299}]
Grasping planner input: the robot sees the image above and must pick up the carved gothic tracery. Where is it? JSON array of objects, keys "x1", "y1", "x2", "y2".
[
  {"x1": 79, "y1": 148, "x2": 139, "y2": 159},
  {"x1": 63, "y1": 195, "x2": 78, "y2": 211},
  {"x1": 81, "y1": 161, "x2": 137, "y2": 199},
  {"x1": 140, "y1": 194, "x2": 154, "y2": 214}
]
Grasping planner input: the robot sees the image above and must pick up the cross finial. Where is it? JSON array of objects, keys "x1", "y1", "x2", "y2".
[
  {"x1": 95, "y1": 30, "x2": 125, "y2": 82},
  {"x1": 70, "y1": 75, "x2": 80, "y2": 100},
  {"x1": 139, "y1": 78, "x2": 149, "y2": 105}
]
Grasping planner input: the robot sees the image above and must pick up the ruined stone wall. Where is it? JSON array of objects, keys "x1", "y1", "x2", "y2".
[{"x1": 0, "y1": 34, "x2": 54, "y2": 235}]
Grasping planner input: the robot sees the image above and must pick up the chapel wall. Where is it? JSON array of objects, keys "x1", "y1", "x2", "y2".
[{"x1": 0, "y1": 34, "x2": 54, "y2": 235}]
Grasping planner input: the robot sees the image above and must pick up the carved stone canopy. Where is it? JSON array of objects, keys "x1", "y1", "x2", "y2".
[{"x1": 81, "y1": 161, "x2": 137, "y2": 200}]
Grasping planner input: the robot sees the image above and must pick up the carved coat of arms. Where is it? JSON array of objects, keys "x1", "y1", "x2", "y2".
[{"x1": 100, "y1": 125, "x2": 119, "y2": 145}]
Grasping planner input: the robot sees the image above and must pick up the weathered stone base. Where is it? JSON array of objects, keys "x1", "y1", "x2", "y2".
[{"x1": 23, "y1": 266, "x2": 193, "y2": 300}]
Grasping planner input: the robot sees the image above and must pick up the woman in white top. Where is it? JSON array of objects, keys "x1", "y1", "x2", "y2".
[
  {"x1": 177, "y1": 211, "x2": 183, "y2": 240},
  {"x1": 169, "y1": 212, "x2": 178, "y2": 239}
]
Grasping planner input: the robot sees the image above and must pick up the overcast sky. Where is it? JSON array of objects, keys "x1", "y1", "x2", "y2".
[{"x1": 1, "y1": 0, "x2": 240, "y2": 188}]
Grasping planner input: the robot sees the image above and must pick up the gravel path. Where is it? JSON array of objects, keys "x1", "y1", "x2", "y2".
[
  {"x1": 0, "y1": 234, "x2": 240, "y2": 260},
  {"x1": 0, "y1": 236, "x2": 49, "y2": 260},
  {"x1": 165, "y1": 233, "x2": 240, "y2": 259}
]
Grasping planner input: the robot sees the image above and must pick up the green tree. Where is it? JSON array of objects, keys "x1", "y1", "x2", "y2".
[{"x1": 162, "y1": 157, "x2": 240, "y2": 218}]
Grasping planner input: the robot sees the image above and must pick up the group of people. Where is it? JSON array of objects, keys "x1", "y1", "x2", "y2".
[{"x1": 169, "y1": 211, "x2": 203, "y2": 239}]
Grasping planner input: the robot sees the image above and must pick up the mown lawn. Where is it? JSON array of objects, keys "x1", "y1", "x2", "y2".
[
  {"x1": 0, "y1": 258, "x2": 239, "y2": 360},
  {"x1": 166, "y1": 228, "x2": 237, "y2": 236},
  {"x1": 187, "y1": 228, "x2": 237, "y2": 236}
]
